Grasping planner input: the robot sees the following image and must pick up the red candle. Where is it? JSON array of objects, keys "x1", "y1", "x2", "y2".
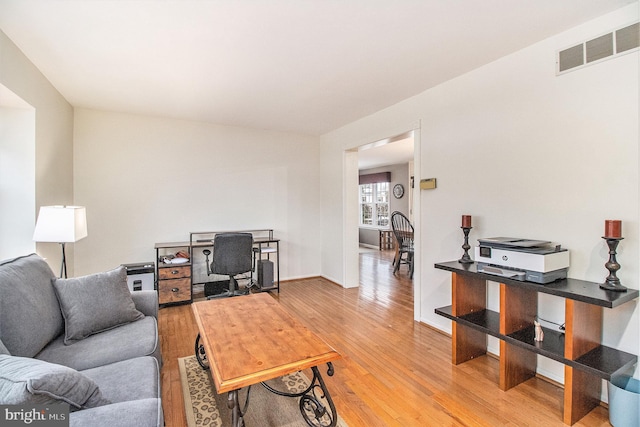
[
  {"x1": 604, "y1": 220, "x2": 622, "y2": 238},
  {"x1": 462, "y1": 215, "x2": 472, "y2": 228}
]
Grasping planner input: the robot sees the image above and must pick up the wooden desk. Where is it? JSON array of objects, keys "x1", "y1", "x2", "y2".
[
  {"x1": 192, "y1": 293, "x2": 341, "y2": 426},
  {"x1": 190, "y1": 229, "x2": 281, "y2": 292}
]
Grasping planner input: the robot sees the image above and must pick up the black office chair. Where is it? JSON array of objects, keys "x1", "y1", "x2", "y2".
[
  {"x1": 202, "y1": 232, "x2": 253, "y2": 298},
  {"x1": 391, "y1": 211, "x2": 414, "y2": 279}
]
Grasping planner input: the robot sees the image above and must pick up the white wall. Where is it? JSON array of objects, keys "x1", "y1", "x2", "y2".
[
  {"x1": 73, "y1": 108, "x2": 322, "y2": 278},
  {"x1": 0, "y1": 30, "x2": 74, "y2": 270},
  {"x1": 320, "y1": 5, "x2": 639, "y2": 384},
  {"x1": 0, "y1": 105, "x2": 35, "y2": 259}
]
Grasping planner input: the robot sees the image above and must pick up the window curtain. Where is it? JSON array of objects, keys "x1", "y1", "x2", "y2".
[{"x1": 359, "y1": 172, "x2": 391, "y2": 185}]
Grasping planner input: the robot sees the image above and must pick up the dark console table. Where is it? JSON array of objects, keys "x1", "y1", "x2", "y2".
[{"x1": 435, "y1": 261, "x2": 638, "y2": 425}]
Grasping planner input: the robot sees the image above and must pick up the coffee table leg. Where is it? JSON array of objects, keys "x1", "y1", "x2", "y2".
[
  {"x1": 259, "y1": 363, "x2": 338, "y2": 427},
  {"x1": 228, "y1": 390, "x2": 242, "y2": 427},
  {"x1": 299, "y1": 364, "x2": 338, "y2": 427}
]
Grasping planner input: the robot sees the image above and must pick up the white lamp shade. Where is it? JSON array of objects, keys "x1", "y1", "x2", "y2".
[{"x1": 33, "y1": 206, "x2": 88, "y2": 243}]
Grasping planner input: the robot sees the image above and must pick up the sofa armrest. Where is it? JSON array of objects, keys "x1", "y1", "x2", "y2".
[{"x1": 130, "y1": 291, "x2": 158, "y2": 319}]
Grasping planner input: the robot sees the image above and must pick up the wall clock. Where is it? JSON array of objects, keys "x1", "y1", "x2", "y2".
[{"x1": 393, "y1": 184, "x2": 404, "y2": 199}]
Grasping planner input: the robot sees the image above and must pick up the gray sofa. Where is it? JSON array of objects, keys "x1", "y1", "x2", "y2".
[{"x1": 0, "y1": 254, "x2": 163, "y2": 427}]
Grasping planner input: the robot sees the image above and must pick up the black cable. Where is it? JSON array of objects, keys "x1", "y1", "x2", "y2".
[{"x1": 535, "y1": 315, "x2": 565, "y2": 331}]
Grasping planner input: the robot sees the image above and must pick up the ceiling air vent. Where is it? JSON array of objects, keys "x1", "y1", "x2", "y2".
[{"x1": 557, "y1": 21, "x2": 639, "y2": 75}]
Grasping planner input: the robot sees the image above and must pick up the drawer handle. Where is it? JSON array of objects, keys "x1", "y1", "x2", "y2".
[
  {"x1": 171, "y1": 288, "x2": 179, "y2": 292},
  {"x1": 171, "y1": 270, "x2": 179, "y2": 274}
]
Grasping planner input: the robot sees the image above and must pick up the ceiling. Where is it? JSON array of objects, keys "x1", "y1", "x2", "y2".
[
  {"x1": 0, "y1": 1, "x2": 634, "y2": 136},
  {"x1": 358, "y1": 134, "x2": 414, "y2": 170}
]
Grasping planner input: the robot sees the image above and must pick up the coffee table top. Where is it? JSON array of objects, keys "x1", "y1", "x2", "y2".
[{"x1": 192, "y1": 293, "x2": 341, "y2": 393}]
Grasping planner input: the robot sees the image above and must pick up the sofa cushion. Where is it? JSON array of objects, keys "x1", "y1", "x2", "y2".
[
  {"x1": 36, "y1": 316, "x2": 161, "y2": 371},
  {"x1": 81, "y1": 357, "x2": 160, "y2": 403},
  {"x1": 0, "y1": 254, "x2": 64, "y2": 357},
  {"x1": 0, "y1": 354, "x2": 110, "y2": 410},
  {"x1": 69, "y1": 398, "x2": 164, "y2": 427},
  {"x1": 53, "y1": 266, "x2": 144, "y2": 345}
]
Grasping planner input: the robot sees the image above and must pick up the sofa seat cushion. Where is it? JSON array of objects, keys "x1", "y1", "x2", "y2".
[
  {"x1": 0, "y1": 254, "x2": 64, "y2": 357},
  {"x1": 36, "y1": 316, "x2": 160, "y2": 371},
  {"x1": 80, "y1": 356, "x2": 160, "y2": 403},
  {"x1": 53, "y1": 266, "x2": 144, "y2": 345},
  {"x1": 69, "y1": 398, "x2": 163, "y2": 427},
  {"x1": 0, "y1": 354, "x2": 110, "y2": 410}
]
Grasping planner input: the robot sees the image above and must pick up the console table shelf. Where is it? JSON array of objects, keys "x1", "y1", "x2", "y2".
[
  {"x1": 435, "y1": 305, "x2": 637, "y2": 380},
  {"x1": 435, "y1": 261, "x2": 638, "y2": 425},
  {"x1": 435, "y1": 261, "x2": 638, "y2": 308}
]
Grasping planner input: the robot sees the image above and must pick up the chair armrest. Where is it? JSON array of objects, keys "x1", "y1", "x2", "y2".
[{"x1": 130, "y1": 291, "x2": 158, "y2": 319}]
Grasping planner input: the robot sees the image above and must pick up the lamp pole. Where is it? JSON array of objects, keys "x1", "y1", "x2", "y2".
[{"x1": 60, "y1": 242, "x2": 68, "y2": 278}]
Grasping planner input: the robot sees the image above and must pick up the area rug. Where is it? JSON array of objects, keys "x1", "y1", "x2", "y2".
[{"x1": 178, "y1": 355, "x2": 348, "y2": 427}]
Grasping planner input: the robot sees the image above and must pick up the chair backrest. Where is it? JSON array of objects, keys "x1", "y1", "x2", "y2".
[
  {"x1": 211, "y1": 232, "x2": 253, "y2": 276},
  {"x1": 391, "y1": 211, "x2": 414, "y2": 248}
]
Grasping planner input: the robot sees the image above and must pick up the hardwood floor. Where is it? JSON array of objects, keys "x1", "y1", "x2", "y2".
[{"x1": 159, "y1": 249, "x2": 610, "y2": 426}]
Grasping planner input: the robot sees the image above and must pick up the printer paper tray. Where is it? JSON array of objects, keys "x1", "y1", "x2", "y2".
[{"x1": 477, "y1": 263, "x2": 568, "y2": 284}]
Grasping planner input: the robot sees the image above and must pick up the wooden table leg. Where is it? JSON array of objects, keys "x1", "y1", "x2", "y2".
[
  {"x1": 499, "y1": 284, "x2": 537, "y2": 390},
  {"x1": 453, "y1": 323, "x2": 487, "y2": 365},
  {"x1": 563, "y1": 365, "x2": 601, "y2": 425},
  {"x1": 563, "y1": 300, "x2": 603, "y2": 425},
  {"x1": 500, "y1": 341, "x2": 536, "y2": 391},
  {"x1": 452, "y1": 273, "x2": 487, "y2": 364}
]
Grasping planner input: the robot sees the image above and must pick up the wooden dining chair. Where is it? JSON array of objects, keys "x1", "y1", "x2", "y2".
[{"x1": 391, "y1": 211, "x2": 414, "y2": 279}]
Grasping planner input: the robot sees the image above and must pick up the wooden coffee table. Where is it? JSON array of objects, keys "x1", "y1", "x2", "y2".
[{"x1": 192, "y1": 293, "x2": 341, "y2": 427}]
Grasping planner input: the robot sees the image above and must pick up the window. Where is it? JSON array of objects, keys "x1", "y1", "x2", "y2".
[{"x1": 359, "y1": 182, "x2": 389, "y2": 227}]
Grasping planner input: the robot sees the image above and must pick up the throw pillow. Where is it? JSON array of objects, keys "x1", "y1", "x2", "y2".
[
  {"x1": 53, "y1": 266, "x2": 144, "y2": 345},
  {"x1": 0, "y1": 354, "x2": 110, "y2": 410},
  {"x1": 0, "y1": 253, "x2": 64, "y2": 358}
]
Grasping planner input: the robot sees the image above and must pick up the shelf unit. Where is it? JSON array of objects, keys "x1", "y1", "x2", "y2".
[{"x1": 435, "y1": 261, "x2": 638, "y2": 425}]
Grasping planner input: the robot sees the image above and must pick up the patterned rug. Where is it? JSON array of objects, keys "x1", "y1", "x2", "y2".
[{"x1": 178, "y1": 356, "x2": 348, "y2": 427}]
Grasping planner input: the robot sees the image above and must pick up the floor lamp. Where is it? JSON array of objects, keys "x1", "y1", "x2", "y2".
[{"x1": 33, "y1": 206, "x2": 88, "y2": 278}]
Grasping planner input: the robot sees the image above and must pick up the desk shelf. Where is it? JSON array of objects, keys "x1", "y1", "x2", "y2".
[{"x1": 435, "y1": 261, "x2": 638, "y2": 425}]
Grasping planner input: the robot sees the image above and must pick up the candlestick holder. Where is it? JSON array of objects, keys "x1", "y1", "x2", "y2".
[
  {"x1": 600, "y1": 237, "x2": 627, "y2": 292},
  {"x1": 459, "y1": 227, "x2": 474, "y2": 264}
]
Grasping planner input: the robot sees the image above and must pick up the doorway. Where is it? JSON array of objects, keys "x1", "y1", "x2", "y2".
[
  {"x1": 357, "y1": 132, "x2": 414, "y2": 250},
  {"x1": 344, "y1": 127, "x2": 421, "y2": 321}
]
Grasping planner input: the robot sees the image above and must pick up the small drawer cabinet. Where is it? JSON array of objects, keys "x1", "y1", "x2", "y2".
[{"x1": 155, "y1": 242, "x2": 192, "y2": 306}]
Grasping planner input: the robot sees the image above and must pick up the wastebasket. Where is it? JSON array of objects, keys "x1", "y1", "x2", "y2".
[{"x1": 608, "y1": 375, "x2": 640, "y2": 427}]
